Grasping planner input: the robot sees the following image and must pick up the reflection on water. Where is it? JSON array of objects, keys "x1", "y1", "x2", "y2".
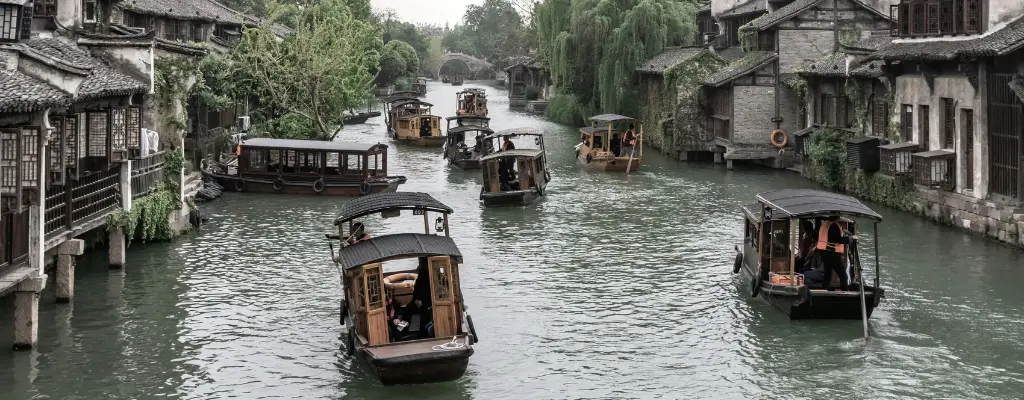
[{"x1": 1, "y1": 81, "x2": 1024, "y2": 399}]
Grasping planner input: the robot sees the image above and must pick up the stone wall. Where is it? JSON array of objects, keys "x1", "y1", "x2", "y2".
[
  {"x1": 778, "y1": 30, "x2": 836, "y2": 73},
  {"x1": 732, "y1": 85, "x2": 775, "y2": 144},
  {"x1": 916, "y1": 189, "x2": 1024, "y2": 248}
]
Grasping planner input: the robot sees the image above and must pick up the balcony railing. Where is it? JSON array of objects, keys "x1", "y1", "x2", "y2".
[
  {"x1": 890, "y1": 0, "x2": 982, "y2": 38},
  {"x1": 0, "y1": 207, "x2": 30, "y2": 272},
  {"x1": 44, "y1": 165, "x2": 122, "y2": 239},
  {"x1": 131, "y1": 151, "x2": 167, "y2": 199}
]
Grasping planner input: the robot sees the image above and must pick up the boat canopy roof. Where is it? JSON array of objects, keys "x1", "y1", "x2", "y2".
[
  {"x1": 390, "y1": 91, "x2": 420, "y2": 97},
  {"x1": 384, "y1": 95, "x2": 418, "y2": 103},
  {"x1": 755, "y1": 189, "x2": 883, "y2": 221},
  {"x1": 589, "y1": 114, "x2": 640, "y2": 124},
  {"x1": 448, "y1": 126, "x2": 493, "y2": 134},
  {"x1": 480, "y1": 148, "x2": 544, "y2": 161},
  {"x1": 483, "y1": 127, "x2": 544, "y2": 140},
  {"x1": 334, "y1": 233, "x2": 463, "y2": 270},
  {"x1": 241, "y1": 138, "x2": 383, "y2": 153},
  {"x1": 396, "y1": 114, "x2": 441, "y2": 120},
  {"x1": 458, "y1": 88, "x2": 486, "y2": 95},
  {"x1": 334, "y1": 192, "x2": 453, "y2": 225},
  {"x1": 391, "y1": 99, "x2": 432, "y2": 108},
  {"x1": 445, "y1": 115, "x2": 491, "y2": 122}
]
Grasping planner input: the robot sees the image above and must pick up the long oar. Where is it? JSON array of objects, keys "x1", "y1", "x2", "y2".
[
  {"x1": 625, "y1": 145, "x2": 636, "y2": 175},
  {"x1": 851, "y1": 238, "x2": 870, "y2": 342}
]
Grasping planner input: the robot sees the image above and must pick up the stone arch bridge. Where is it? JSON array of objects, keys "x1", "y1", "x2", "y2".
[{"x1": 438, "y1": 52, "x2": 493, "y2": 79}]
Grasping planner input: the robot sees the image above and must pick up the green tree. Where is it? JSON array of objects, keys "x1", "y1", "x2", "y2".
[
  {"x1": 232, "y1": 0, "x2": 382, "y2": 140},
  {"x1": 385, "y1": 40, "x2": 420, "y2": 76},
  {"x1": 460, "y1": 0, "x2": 528, "y2": 65},
  {"x1": 377, "y1": 47, "x2": 407, "y2": 87}
]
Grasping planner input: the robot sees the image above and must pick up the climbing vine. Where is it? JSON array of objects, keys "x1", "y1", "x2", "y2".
[
  {"x1": 805, "y1": 126, "x2": 917, "y2": 211},
  {"x1": 807, "y1": 127, "x2": 854, "y2": 189},
  {"x1": 784, "y1": 76, "x2": 813, "y2": 119},
  {"x1": 738, "y1": 27, "x2": 757, "y2": 52},
  {"x1": 885, "y1": 89, "x2": 901, "y2": 141},
  {"x1": 154, "y1": 57, "x2": 201, "y2": 139},
  {"x1": 105, "y1": 142, "x2": 189, "y2": 244},
  {"x1": 844, "y1": 79, "x2": 871, "y2": 132}
]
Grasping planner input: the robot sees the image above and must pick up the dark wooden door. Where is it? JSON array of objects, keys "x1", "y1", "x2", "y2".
[{"x1": 988, "y1": 72, "x2": 1021, "y2": 201}]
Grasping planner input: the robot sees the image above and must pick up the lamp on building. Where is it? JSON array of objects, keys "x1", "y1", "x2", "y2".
[{"x1": 912, "y1": 149, "x2": 956, "y2": 191}]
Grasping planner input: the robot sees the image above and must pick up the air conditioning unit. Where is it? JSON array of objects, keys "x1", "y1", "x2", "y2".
[
  {"x1": 236, "y1": 116, "x2": 251, "y2": 132},
  {"x1": 704, "y1": 33, "x2": 717, "y2": 45}
]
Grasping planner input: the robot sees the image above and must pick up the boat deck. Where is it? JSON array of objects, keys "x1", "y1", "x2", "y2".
[{"x1": 366, "y1": 337, "x2": 468, "y2": 360}]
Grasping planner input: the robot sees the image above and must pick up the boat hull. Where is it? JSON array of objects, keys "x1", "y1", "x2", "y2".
[
  {"x1": 452, "y1": 158, "x2": 481, "y2": 170},
  {"x1": 364, "y1": 347, "x2": 472, "y2": 386},
  {"x1": 576, "y1": 154, "x2": 642, "y2": 173},
  {"x1": 480, "y1": 189, "x2": 539, "y2": 206},
  {"x1": 206, "y1": 173, "x2": 406, "y2": 196},
  {"x1": 396, "y1": 136, "x2": 446, "y2": 147},
  {"x1": 737, "y1": 249, "x2": 883, "y2": 320}
]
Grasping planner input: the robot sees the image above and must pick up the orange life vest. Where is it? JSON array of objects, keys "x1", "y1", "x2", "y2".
[
  {"x1": 816, "y1": 220, "x2": 846, "y2": 253},
  {"x1": 235, "y1": 144, "x2": 241, "y2": 156}
]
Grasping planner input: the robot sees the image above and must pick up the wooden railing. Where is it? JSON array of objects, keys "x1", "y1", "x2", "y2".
[
  {"x1": 131, "y1": 151, "x2": 166, "y2": 199},
  {"x1": 0, "y1": 207, "x2": 30, "y2": 272},
  {"x1": 44, "y1": 166, "x2": 121, "y2": 239}
]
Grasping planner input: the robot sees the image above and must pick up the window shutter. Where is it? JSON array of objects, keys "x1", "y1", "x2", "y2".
[
  {"x1": 0, "y1": 128, "x2": 20, "y2": 202},
  {"x1": 109, "y1": 107, "x2": 128, "y2": 162},
  {"x1": 20, "y1": 127, "x2": 40, "y2": 191},
  {"x1": 48, "y1": 116, "x2": 66, "y2": 186},
  {"x1": 65, "y1": 114, "x2": 80, "y2": 180}
]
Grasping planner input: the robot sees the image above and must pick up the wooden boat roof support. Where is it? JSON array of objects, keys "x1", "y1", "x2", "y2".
[
  {"x1": 445, "y1": 115, "x2": 491, "y2": 122},
  {"x1": 448, "y1": 126, "x2": 493, "y2": 135},
  {"x1": 333, "y1": 233, "x2": 463, "y2": 270},
  {"x1": 589, "y1": 114, "x2": 640, "y2": 124},
  {"x1": 479, "y1": 148, "x2": 544, "y2": 161},
  {"x1": 334, "y1": 192, "x2": 453, "y2": 225}
]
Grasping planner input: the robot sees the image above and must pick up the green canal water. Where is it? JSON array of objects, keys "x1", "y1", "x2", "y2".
[{"x1": 2, "y1": 81, "x2": 1024, "y2": 399}]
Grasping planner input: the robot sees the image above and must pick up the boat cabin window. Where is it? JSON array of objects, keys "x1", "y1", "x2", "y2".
[
  {"x1": 745, "y1": 219, "x2": 758, "y2": 246},
  {"x1": 399, "y1": 120, "x2": 410, "y2": 130}
]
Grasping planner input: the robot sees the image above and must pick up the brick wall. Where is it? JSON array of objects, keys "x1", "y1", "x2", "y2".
[
  {"x1": 917, "y1": 189, "x2": 1024, "y2": 248},
  {"x1": 778, "y1": 30, "x2": 835, "y2": 73},
  {"x1": 732, "y1": 85, "x2": 775, "y2": 145}
]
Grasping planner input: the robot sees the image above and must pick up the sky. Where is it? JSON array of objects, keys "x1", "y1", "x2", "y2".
[{"x1": 370, "y1": 0, "x2": 478, "y2": 26}]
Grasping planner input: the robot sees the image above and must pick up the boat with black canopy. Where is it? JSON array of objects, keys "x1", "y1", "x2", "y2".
[
  {"x1": 733, "y1": 189, "x2": 884, "y2": 327},
  {"x1": 326, "y1": 192, "x2": 477, "y2": 385},
  {"x1": 444, "y1": 125, "x2": 493, "y2": 170},
  {"x1": 456, "y1": 88, "x2": 488, "y2": 117},
  {"x1": 576, "y1": 114, "x2": 643, "y2": 173},
  {"x1": 204, "y1": 138, "x2": 406, "y2": 196},
  {"x1": 478, "y1": 128, "x2": 551, "y2": 206},
  {"x1": 446, "y1": 115, "x2": 490, "y2": 130},
  {"x1": 412, "y1": 78, "x2": 428, "y2": 96}
]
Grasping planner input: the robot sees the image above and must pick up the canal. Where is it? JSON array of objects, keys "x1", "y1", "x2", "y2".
[{"x1": 2, "y1": 81, "x2": 1024, "y2": 399}]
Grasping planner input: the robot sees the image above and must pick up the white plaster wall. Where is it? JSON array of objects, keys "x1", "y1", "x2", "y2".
[
  {"x1": 988, "y1": 0, "x2": 1024, "y2": 27},
  {"x1": 56, "y1": 0, "x2": 81, "y2": 28},
  {"x1": 16, "y1": 57, "x2": 85, "y2": 95},
  {"x1": 894, "y1": 73, "x2": 984, "y2": 198},
  {"x1": 712, "y1": 0, "x2": 764, "y2": 17}
]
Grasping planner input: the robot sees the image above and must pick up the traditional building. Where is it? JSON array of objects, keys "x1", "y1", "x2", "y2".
[{"x1": 505, "y1": 57, "x2": 548, "y2": 109}]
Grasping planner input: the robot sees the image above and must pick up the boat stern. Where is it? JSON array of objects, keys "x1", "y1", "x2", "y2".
[{"x1": 363, "y1": 336, "x2": 474, "y2": 385}]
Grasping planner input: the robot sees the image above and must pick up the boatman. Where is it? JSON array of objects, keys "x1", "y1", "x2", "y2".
[
  {"x1": 621, "y1": 124, "x2": 637, "y2": 157},
  {"x1": 817, "y1": 215, "x2": 857, "y2": 291}
]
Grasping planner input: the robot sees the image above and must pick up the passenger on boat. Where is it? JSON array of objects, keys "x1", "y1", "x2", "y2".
[
  {"x1": 817, "y1": 216, "x2": 857, "y2": 291},
  {"x1": 501, "y1": 136, "x2": 516, "y2": 151},
  {"x1": 407, "y1": 258, "x2": 434, "y2": 338},
  {"x1": 347, "y1": 222, "x2": 370, "y2": 245},
  {"x1": 621, "y1": 125, "x2": 637, "y2": 157},
  {"x1": 420, "y1": 118, "x2": 431, "y2": 137},
  {"x1": 474, "y1": 135, "x2": 485, "y2": 154},
  {"x1": 795, "y1": 220, "x2": 817, "y2": 271},
  {"x1": 386, "y1": 294, "x2": 409, "y2": 341},
  {"x1": 610, "y1": 134, "x2": 621, "y2": 157}
]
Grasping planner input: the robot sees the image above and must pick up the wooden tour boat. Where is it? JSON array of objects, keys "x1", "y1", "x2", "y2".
[
  {"x1": 445, "y1": 115, "x2": 490, "y2": 130},
  {"x1": 342, "y1": 111, "x2": 381, "y2": 125},
  {"x1": 205, "y1": 138, "x2": 406, "y2": 196},
  {"x1": 456, "y1": 88, "x2": 488, "y2": 117},
  {"x1": 479, "y1": 128, "x2": 551, "y2": 206},
  {"x1": 450, "y1": 75, "x2": 464, "y2": 86},
  {"x1": 412, "y1": 78, "x2": 428, "y2": 97},
  {"x1": 441, "y1": 75, "x2": 451, "y2": 83},
  {"x1": 327, "y1": 192, "x2": 477, "y2": 385},
  {"x1": 384, "y1": 99, "x2": 445, "y2": 147},
  {"x1": 735, "y1": 189, "x2": 884, "y2": 325},
  {"x1": 576, "y1": 114, "x2": 643, "y2": 173},
  {"x1": 444, "y1": 125, "x2": 493, "y2": 170}
]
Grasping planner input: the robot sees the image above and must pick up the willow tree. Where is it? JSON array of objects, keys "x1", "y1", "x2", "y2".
[
  {"x1": 536, "y1": 0, "x2": 696, "y2": 121},
  {"x1": 232, "y1": 0, "x2": 382, "y2": 140}
]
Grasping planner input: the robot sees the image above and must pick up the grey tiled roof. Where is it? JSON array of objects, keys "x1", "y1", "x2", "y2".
[
  {"x1": 842, "y1": 34, "x2": 894, "y2": 54},
  {"x1": 850, "y1": 60, "x2": 884, "y2": 78},
  {"x1": 719, "y1": 0, "x2": 767, "y2": 18},
  {"x1": 118, "y1": 0, "x2": 292, "y2": 36},
  {"x1": 704, "y1": 51, "x2": 777, "y2": 87},
  {"x1": 636, "y1": 46, "x2": 705, "y2": 75},
  {"x1": 0, "y1": 69, "x2": 71, "y2": 113},
  {"x1": 800, "y1": 53, "x2": 849, "y2": 77},
  {"x1": 335, "y1": 233, "x2": 463, "y2": 270},
  {"x1": 743, "y1": 0, "x2": 820, "y2": 31},
  {"x1": 869, "y1": 15, "x2": 1024, "y2": 61},
  {"x1": 716, "y1": 47, "x2": 746, "y2": 62},
  {"x1": 1009, "y1": 77, "x2": 1024, "y2": 104},
  {"x1": 25, "y1": 39, "x2": 147, "y2": 100}
]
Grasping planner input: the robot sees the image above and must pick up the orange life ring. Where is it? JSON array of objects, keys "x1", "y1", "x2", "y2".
[
  {"x1": 383, "y1": 272, "x2": 418, "y2": 290},
  {"x1": 770, "y1": 129, "x2": 788, "y2": 148}
]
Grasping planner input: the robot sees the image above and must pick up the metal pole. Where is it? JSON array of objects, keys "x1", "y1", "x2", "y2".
[
  {"x1": 854, "y1": 239, "x2": 869, "y2": 341},
  {"x1": 873, "y1": 222, "x2": 880, "y2": 289}
]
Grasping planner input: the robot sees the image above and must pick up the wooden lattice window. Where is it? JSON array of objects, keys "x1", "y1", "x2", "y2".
[
  {"x1": 892, "y1": 0, "x2": 983, "y2": 37},
  {"x1": 919, "y1": 105, "x2": 930, "y2": 149},
  {"x1": 364, "y1": 266, "x2": 383, "y2": 308},
  {"x1": 126, "y1": 107, "x2": 141, "y2": 150},
  {"x1": 872, "y1": 100, "x2": 889, "y2": 136},
  {"x1": 164, "y1": 19, "x2": 178, "y2": 40},
  {"x1": 33, "y1": 0, "x2": 57, "y2": 16},
  {"x1": 430, "y1": 258, "x2": 452, "y2": 300},
  {"x1": 48, "y1": 117, "x2": 66, "y2": 185},
  {"x1": 901, "y1": 104, "x2": 914, "y2": 141},
  {"x1": 110, "y1": 107, "x2": 127, "y2": 153},
  {"x1": 987, "y1": 71, "x2": 1021, "y2": 200},
  {"x1": 941, "y1": 98, "x2": 955, "y2": 148},
  {"x1": 20, "y1": 127, "x2": 39, "y2": 189},
  {"x1": 0, "y1": 129, "x2": 19, "y2": 197},
  {"x1": 87, "y1": 111, "x2": 108, "y2": 157},
  {"x1": 76, "y1": 112, "x2": 86, "y2": 168},
  {"x1": 192, "y1": 22, "x2": 204, "y2": 42},
  {"x1": 62, "y1": 114, "x2": 80, "y2": 180},
  {"x1": 0, "y1": 4, "x2": 19, "y2": 42}
]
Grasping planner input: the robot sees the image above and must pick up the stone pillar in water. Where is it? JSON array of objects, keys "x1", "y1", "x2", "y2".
[
  {"x1": 12, "y1": 275, "x2": 46, "y2": 350},
  {"x1": 109, "y1": 229, "x2": 126, "y2": 268},
  {"x1": 56, "y1": 239, "x2": 85, "y2": 302}
]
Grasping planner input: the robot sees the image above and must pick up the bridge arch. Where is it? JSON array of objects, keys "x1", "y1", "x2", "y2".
[{"x1": 437, "y1": 52, "x2": 493, "y2": 79}]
